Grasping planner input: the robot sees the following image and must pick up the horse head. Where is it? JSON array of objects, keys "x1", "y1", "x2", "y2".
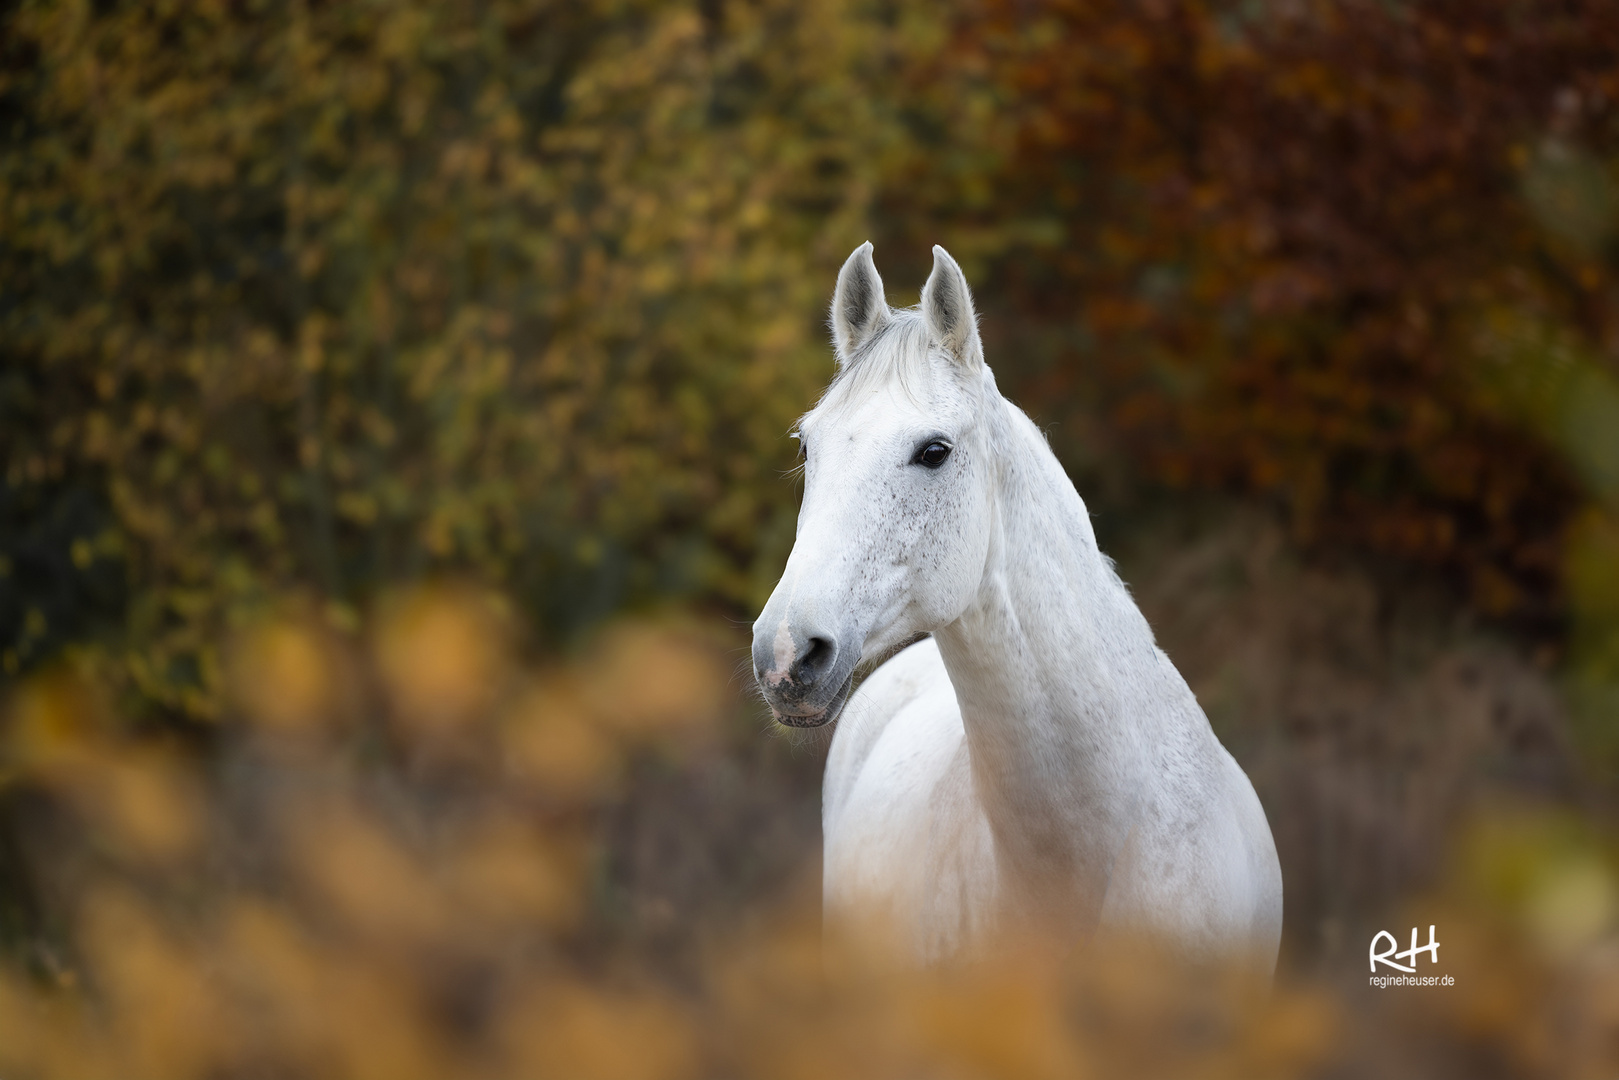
[{"x1": 752, "y1": 243, "x2": 1001, "y2": 727}]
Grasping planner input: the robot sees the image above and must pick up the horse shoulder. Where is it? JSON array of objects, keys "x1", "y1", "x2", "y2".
[
  {"x1": 1218, "y1": 743, "x2": 1284, "y2": 966},
  {"x1": 1103, "y1": 674, "x2": 1282, "y2": 967}
]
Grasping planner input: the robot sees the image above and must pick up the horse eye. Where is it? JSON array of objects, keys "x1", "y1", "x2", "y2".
[
  {"x1": 916, "y1": 441, "x2": 952, "y2": 468},
  {"x1": 797, "y1": 437, "x2": 807, "y2": 461}
]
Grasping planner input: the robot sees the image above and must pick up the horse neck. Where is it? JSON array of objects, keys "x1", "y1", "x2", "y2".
[{"x1": 932, "y1": 396, "x2": 1188, "y2": 925}]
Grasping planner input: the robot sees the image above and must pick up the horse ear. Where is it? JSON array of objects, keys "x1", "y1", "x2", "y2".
[
  {"x1": 920, "y1": 245, "x2": 982, "y2": 369},
  {"x1": 831, "y1": 241, "x2": 890, "y2": 365}
]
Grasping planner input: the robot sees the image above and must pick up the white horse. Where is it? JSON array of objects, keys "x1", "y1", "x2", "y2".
[{"x1": 751, "y1": 243, "x2": 1282, "y2": 971}]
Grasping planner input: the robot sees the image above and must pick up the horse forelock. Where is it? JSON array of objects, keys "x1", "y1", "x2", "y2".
[{"x1": 811, "y1": 308, "x2": 987, "y2": 430}]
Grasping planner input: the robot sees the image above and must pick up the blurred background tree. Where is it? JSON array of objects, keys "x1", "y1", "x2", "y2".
[
  {"x1": 900, "y1": 0, "x2": 1617, "y2": 622},
  {"x1": 3, "y1": 0, "x2": 1619, "y2": 1054},
  {"x1": 1, "y1": 0, "x2": 905, "y2": 715}
]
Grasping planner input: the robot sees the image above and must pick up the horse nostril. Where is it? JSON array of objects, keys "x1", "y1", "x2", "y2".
[{"x1": 795, "y1": 636, "x2": 834, "y2": 685}]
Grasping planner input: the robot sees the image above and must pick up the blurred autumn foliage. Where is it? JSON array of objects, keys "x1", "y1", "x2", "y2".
[
  {"x1": 5, "y1": 0, "x2": 1619, "y2": 710},
  {"x1": 910, "y1": 0, "x2": 1619, "y2": 624},
  {"x1": 0, "y1": 0, "x2": 896, "y2": 712},
  {"x1": 0, "y1": 598, "x2": 1616, "y2": 1080}
]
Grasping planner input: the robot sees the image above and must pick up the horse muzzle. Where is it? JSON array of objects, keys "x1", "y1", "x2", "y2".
[
  {"x1": 752, "y1": 618, "x2": 859, "y2": 728},
  {"x1": 766, "y1": 667, "x2": 856, "y2": 728}
]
